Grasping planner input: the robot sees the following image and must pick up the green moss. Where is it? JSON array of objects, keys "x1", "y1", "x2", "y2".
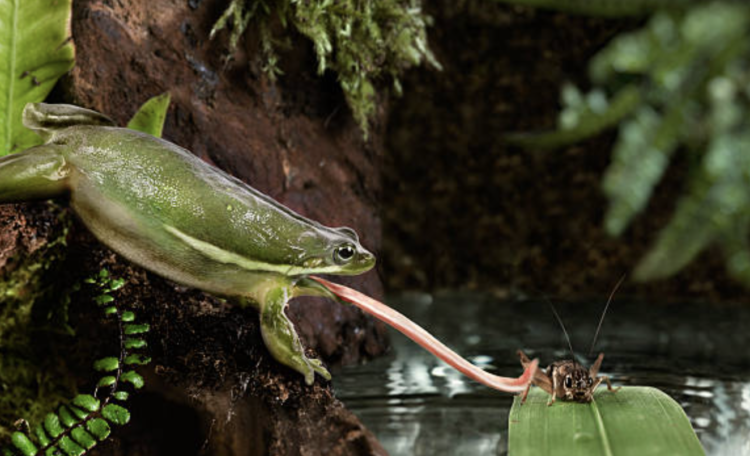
[
  {"x1": 211, "y1": 0, "x2": 440, "y2": 137},
  {"x1": 0, "y1": 207, "x2": 75, "y2": 441}
]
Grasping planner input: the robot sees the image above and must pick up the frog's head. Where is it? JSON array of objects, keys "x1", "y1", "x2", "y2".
[{"x1": 295, "y1": 226, "x2": 376, "y2": 276}]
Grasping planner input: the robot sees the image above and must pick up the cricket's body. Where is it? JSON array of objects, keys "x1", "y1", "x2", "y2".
[{"x1": 518, "y1": 350, "x2": 620, "y2": 405}]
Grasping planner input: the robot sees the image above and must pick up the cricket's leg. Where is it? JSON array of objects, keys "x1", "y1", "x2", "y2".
[
  {"x1": 599, "y1": 376, "x2": 620, "y2": 393},
  {"x1": 259, "y1": 286, "x2": 331, "y2": 385},
  {"x1": 547, "y1": 374, "x2": 559, "y2": 406},
  {"x1": 0, "y1": 145, "x2": 69, "y2": 203},
  {"x1": 589, "y1": 352, "x2": 605, "y2": 378},
  {"x1": 520, "y1": 383, "x2": 532, "y2": 404}
]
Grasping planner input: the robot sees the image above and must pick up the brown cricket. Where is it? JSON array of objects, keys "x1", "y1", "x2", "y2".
[{"x1": 518, "y1": 276, "x2": 625, "y2": 406}]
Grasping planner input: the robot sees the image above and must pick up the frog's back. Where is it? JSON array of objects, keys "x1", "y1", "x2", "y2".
[{"x1": 51, "y1": 125, "x2": 340, "y2": 296}]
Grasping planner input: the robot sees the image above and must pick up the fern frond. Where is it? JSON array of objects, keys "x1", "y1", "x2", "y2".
[
  {"x1": 513, "y1": 2, "x2": 750, "y2": 284},
  {"x1": 5, "y1": 270, "x2": 150, "y2": 456}
]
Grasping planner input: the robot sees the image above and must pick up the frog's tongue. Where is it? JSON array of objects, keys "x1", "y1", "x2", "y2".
[{"x1": 310, "y1": 276, "x2": 538, "y2": 394}]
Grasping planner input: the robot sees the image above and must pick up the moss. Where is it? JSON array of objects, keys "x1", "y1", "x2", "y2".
[
  {"x1": 0, "y1": 207, "x2": 76, "y2": 441},
  {"x1": 211, "y1": 0, "x2": 440, "y2": 137}
]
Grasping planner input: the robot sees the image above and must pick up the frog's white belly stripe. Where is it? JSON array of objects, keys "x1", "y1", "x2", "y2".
[{"x1": 164, "y1": 224, "x2": 341, "y2": 276}]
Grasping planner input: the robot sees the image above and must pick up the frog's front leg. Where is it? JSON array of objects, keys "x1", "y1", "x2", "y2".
[
  {"x1": 0, "y1": 145, "x2": 69, "y2": 203},
  {"x1": 259, "y1": 286, "x2": 331, "y2": 385}
]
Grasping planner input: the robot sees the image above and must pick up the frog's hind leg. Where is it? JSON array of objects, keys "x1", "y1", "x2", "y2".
[
  {"x1": 259, "y1": 286, "x2": 331, "y2": 385},
  {"x1": 0, "y1": 145, "x2": 69, "y2": 203}
]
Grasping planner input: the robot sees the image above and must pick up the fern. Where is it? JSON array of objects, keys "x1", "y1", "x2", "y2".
[
  {"x1": 509, "y1": 2, "x2": 750, "y2": 284},
  {"x1": 210, "y1": 0, "x2": 440, "y2": 137},
  {"x1": 4, "y1": 270, "x2": 150, "y2": 456}
]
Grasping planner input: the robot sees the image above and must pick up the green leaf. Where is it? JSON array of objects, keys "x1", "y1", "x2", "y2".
[
  {"x1": 34, "y1": 425, "x2": 50, "y2": 446},
  {"x1": 97, "y1": 375, "x2": 117, "y2": 387},
  {"x1": 94, "y1": 294, "x2": 114, "y2": 305},
  {"x1": 58, "y1": 435, "x2": 85, "y2": 456},
  {"x1": 121, "y1": 370, "x2": 145, "y2": 389},
  {"x1": 93, "y1": 357, "x2": 120, "y2": 372},
  {"x1": 602, "y1": 102, "x2": 685, "y2": 236},
  {"x1": 58, "y1": 405, "x2": 77, "y2": 427},
  {"x1": 85, "y1": 418, "x2": 111, "y2": 441},
  {"x1": 506, "y1": 85, "x2": 641, "y2": 149},
  {"x1": 508, "y1": 387, "x2": 704, "y2": 456},
  {"x1": 44, "y1": 413, "x2": 64, "y2": 438},
  {"x1": 101, "y1": 404, "x2": 130, "y2": 426},
  {"x1": 0, "y1": 0, "x2": 75, "y2": 155},
  {"x1": 71, "y1": 427, "x2": 97, "y2": 450},
  {"x1": 10, "y1": 432, "x2": 37, "y2": 456},
  {"x1": 124, "y1": 338, "x2": 147, "y2": 349},
  {"x1": 113, "y1": 391, "x2": 130, "y2": 401},
  {"x1": 71, "y1": 394, "x2": 100, "y2": 413},
  {"x1": 121, "y1": 311, "x2": 135, "y2": 322},
  {"x1": 124, "y1": 323, "x2": 150, "y2": 335},
  {"x1": 126, "y1": 92, "x2": 171, "y2": 138},
  {"x1": 108, "y1": 278, "x2": 126, "y2": 291},
  {"x1": 124, "y1": 354, "x2": 151, "y2": 366},
  {"x1": 67, "y1": 405, "x2": 88, "y2": 421}
]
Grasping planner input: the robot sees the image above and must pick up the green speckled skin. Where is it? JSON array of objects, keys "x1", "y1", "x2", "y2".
[{"x1": 0, "y1": 103, "x2": 376, "y2": 384}]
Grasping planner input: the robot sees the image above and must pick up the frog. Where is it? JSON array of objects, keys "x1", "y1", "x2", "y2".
[{"x1": 0, "y1": 102, "x2": 376, "y2": 385}]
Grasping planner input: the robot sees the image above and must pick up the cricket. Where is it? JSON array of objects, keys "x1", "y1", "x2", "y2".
[{"x1": 518, "y1": 276, "x2": 625, "y2": 406}]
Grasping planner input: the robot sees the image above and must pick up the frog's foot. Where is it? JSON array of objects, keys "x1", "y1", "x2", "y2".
[
  {"x1": 259, "y1": 287, "x2": 331, "y2": 385},
  {"x1": 0, "y1": 145, "x2": 69, "y2": 203}
]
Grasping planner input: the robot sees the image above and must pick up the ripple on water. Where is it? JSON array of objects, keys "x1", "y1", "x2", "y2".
[{"x1": 336, "y1": 294, "x2": 750, "y2": 456}]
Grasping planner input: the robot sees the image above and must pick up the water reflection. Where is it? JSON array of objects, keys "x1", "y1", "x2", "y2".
[{"x1": 335, "y1": 293, "x2": 750, "y2": 455}]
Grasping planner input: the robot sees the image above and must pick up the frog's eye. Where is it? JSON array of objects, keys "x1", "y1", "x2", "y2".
[
  {"x1": 588, "y1": 377, "x2": 594, "y2": 386},
  {"x1": 564, "y1": 376, "x2": 572, "y2": 388},
  {"x1": 333, "y1": 244, "x2": 356, "y2": 264}
]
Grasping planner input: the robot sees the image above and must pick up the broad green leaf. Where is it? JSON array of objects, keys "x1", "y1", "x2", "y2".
[
  {"x1": 505, "y1": 85, "x2": 641, "y2": 149},
  {"x1": 0, "y1": 0, "x2": 75, "y2": 155},
  {"x1": 509, "y1": 387, "x2": 704, "y2": 456},
  {"x1": 126, "y1": 92, "x2": 171, "y2": 138}
]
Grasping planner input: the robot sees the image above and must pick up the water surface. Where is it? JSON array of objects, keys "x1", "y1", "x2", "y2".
[{"x1": 335, "y1": 292, "x2": 750, "y2": 455}]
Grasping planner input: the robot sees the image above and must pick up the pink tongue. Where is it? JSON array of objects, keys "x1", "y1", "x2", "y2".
[{"x1": 310, "y1": 276, "x2": 537, "y2": 394}]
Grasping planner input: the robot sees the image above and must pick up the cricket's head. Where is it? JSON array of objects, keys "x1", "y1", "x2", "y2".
[{"x1": 553, "y1": 361, "x2": 595, "y2": 403}]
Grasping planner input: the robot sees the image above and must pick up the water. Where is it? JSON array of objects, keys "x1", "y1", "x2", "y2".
[{"x1": 334, "y1": 292, "x2": 750, "y2": 455}]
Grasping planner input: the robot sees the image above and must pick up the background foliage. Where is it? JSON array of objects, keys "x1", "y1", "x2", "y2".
[
  {"x1": 0, "y1": 0, "x2": 74, "y2": 155},
  {"x1": 508, "y1": 1, "x2": 750, "y2": 286},
  {"x1": 211, "y1": 0, "x2": 440, "y2": 136}
]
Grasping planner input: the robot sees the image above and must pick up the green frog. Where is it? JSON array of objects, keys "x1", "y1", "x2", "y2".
[{"x1": 0, "y1": 103, "x2": 376, "y2": 385}]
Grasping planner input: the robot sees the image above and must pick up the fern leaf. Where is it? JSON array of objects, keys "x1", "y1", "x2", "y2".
[
  {"x1": 506, "y1": 84, "x2": 641, "y2": 148},
  {"x1": 5, "y1": 270, "x2": 151, "y2": 456}
]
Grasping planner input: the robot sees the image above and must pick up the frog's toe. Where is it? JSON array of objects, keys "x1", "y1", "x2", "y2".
[{"x1": 308, "y1": 358, "x2": 331, "y2": 381}]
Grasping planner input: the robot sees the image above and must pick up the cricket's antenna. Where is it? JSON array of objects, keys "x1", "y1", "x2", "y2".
[
  {"x1": 547, "y1": 300, "x2": 576, "y2": 362},
  {"x1": 588, "y1": 274, "x2": 626, "y2": 357}
]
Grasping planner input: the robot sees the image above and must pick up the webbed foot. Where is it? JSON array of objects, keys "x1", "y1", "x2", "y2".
[{"x1": 259, "y1": 287, "x2": 331, "y2": 385}]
